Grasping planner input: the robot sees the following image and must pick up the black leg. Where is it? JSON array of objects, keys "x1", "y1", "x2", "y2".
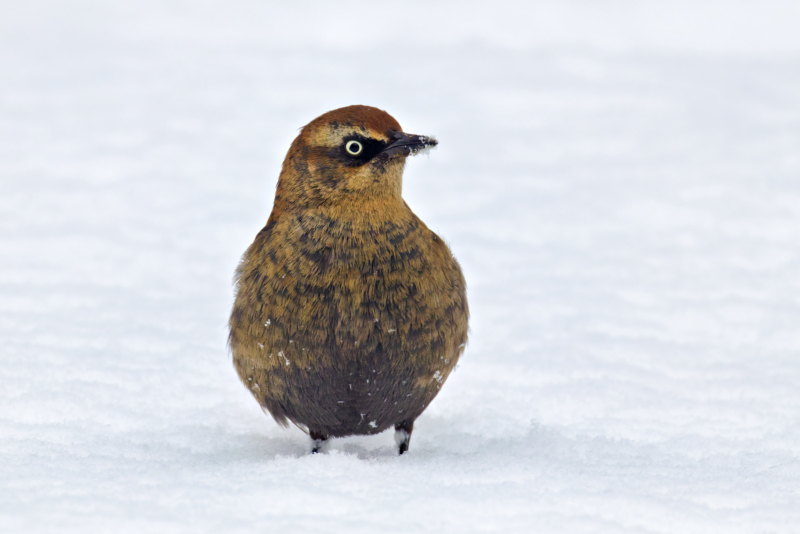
[
  {"x1": 394, "y1": 420, "x2": 414, "y2": 455},
  {"x1": 310, "y1": 430, "x2": 328, "y2": 453}
]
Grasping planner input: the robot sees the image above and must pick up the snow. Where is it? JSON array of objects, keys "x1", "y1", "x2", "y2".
[{"x1": 2, "y1": 1, "x2": 800, "y2": 532}]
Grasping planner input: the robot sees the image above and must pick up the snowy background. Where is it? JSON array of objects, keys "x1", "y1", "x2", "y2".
[{"x1": 2, "y1": 1, "x2": 800, "y2": 532}]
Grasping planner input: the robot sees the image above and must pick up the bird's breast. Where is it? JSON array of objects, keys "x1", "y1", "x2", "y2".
[{"x1": 234, "y1": 207, "x2": 463, "y2": 357}]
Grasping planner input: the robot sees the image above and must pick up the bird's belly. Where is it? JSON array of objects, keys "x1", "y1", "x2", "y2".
[{"x1": 274, "y1": 346, "x2": 442, "y2": 437}]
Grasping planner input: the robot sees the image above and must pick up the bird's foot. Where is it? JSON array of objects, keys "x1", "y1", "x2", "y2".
[
  {"x1": 394, "y1": 420, "x2": 414, "y2": 455},
  {"x1": 310, "y1": 430, "x2": 328, "y2": 454}
]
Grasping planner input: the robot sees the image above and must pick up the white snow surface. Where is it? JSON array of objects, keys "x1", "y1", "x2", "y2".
[{"x1": 2, "y1": 1, "x2": 800, "y2": 532}]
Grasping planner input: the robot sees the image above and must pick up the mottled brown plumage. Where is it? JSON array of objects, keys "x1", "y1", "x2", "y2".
[{"x1": 228, "y1": 105, "x2": 468, "y2": 454}]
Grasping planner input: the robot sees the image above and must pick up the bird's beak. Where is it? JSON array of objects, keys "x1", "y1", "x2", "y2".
[{"x1": 381, "y1": 131, "x2": 438, "y2": 158}]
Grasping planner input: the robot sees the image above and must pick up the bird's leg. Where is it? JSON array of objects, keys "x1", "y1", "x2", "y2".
[
  {"x1": 310, "y1": 430, "x2": 328, "y2": 454},
  {"x1": 394, "y1": 420, "x2": 414, "y2": 455}
]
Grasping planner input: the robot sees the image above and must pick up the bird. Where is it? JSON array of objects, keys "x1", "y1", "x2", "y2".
[{"x1": 228, "y1": 105, "x2": 468, "y2": 455}]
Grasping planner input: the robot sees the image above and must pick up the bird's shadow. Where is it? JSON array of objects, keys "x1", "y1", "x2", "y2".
[
  {"x1": 213, "y1": 427, "x2": 403, "y2": 463},
  {"x1": 215, "y1": 413, "x2": 525, "y2": 463}
]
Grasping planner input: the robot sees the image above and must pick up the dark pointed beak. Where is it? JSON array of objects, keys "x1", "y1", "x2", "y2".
[{"x1": 381, "y1": 130, "x2": 438, "y2": 158}]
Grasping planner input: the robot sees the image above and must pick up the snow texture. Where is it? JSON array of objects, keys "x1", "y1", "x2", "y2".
[{"x1": 2, "y1": 1, "x2": 800, "y2": 532}]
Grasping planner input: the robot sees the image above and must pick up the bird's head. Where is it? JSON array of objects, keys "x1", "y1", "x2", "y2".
[{"x1": 274, "y1": 105, "x2": 437, "y2": 210}]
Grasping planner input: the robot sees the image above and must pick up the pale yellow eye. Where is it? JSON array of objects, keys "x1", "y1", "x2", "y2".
[{"x1": 345, "y1": 140, "x2": 363, "y2": 156}]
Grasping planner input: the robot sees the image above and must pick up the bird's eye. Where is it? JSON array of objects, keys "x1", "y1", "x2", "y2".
[{"x1": 345, "y1": 140, "x2": 363, "y2": 156}]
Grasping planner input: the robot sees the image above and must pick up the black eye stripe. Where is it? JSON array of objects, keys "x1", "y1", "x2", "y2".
[{"x1": 340, "y1": 136, "x2": 386, "y2": 162}]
